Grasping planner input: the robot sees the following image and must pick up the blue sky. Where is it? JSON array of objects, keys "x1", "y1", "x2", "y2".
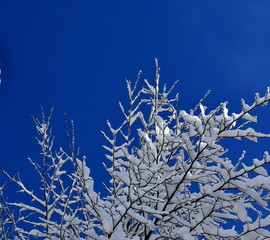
[{"x1": 1, "y1": 0, "x2": 270, "y2": 216}]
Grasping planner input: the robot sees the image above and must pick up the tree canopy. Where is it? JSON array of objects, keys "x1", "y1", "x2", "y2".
[{"x1": 1, "y1": 61, "x2": 270, "y2": 239}]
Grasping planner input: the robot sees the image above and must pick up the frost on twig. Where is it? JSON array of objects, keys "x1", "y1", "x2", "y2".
[{"x1": 1, "y1": 62, "x2": 270, "y2": 239}]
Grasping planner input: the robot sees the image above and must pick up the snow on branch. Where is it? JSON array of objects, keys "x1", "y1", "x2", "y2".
[{"x1": 1, "y1": 62, "x2": 270, "y2": 239}]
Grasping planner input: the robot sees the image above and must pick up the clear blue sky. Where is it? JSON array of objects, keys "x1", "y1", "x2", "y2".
[{"x1": 1, "y1": 0, "x2": 270, "y2": 206}]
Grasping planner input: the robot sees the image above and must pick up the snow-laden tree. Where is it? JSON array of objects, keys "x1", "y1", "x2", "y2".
[{"x1": 1, "y1": 60, "x2": 270, "y2": 239}]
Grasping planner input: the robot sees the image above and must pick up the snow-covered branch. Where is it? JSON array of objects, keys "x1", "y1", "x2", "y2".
[{"x1": 1, "y1": 62, "x2": 270, "y2": 239}]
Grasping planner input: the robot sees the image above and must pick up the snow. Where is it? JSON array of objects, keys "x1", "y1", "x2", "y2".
[
  {"x1": 253, "y1": 166, "x2": 268, "y2": 176},
  {"x1": 241, "y1": 99, "x2": 252, "y2": 112},
  {"x1": 232, "y1": 201, "x2": 249, "y2": 222},
  {"x1": 28, "y1": 229, "x2": 46, "y2": 237},
  {"x1": 100, "y1": 211, "x2": 113, "y2": 234},
  {"x1": 3, "y1": 75, "x2": 270, "y2": 239},
  {"x1": 242, "y1": 113, "x2": 257, "y2": 122}
]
